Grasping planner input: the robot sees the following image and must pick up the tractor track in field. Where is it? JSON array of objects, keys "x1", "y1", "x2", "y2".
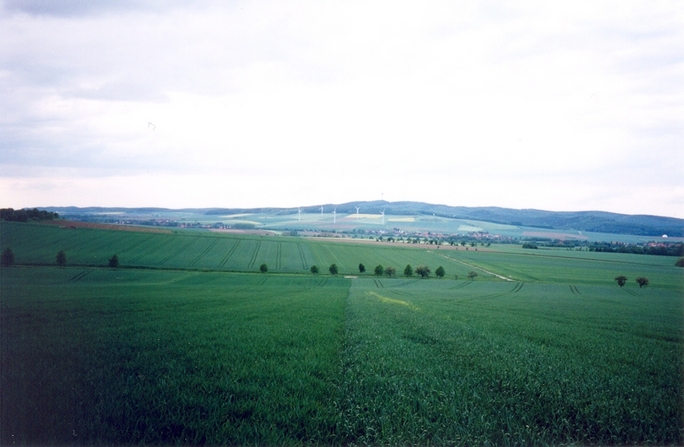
[
  {"x1": 373, "y1": 279, "x2": 385, "y2": 288},
  {"x1": 276, "y1": 242, "x2": 282, "y2": 270},
  {"x1": 318, "y1": 279, "x2": 328, "y2": 287},
  {"x1": 159, "y1": 238, "x2": 198, "y2": 265},
  {"x1": 296, "y1": 243, "x2": 307, "y2": 269},
  {"x1": 69, "y1": 270, "x2": 91, "y2": 281},
  {"x1": 188, "y1": 239, "x2": 219, "y2": 267},
  {"x1": 118, "y1": 234, "x2": 156, "y2": 257},
  {"x1": 459, "y1": 282, "x2": 525, "y2": 301},
  {"x1": 622, "y1": 287, "x2": 639, "y2": 296},
  {"x1": 449, "y1": 281, "x2": 473, "y2": 290},
  {"x1": 218, "y1": 240, "x2": 241, "y2": 268},
  {"x1": 128, "y1": 236, "x2": 175, "y2": 263},
  {"x1": 569, "y1": 285, "x2": 581, "y2": 295},
  {"x1": 248, "y1": 241, "x2": 262, "y2": 269},
  {"x1": 390, "y1": 289, "x2": 414, "y2": 298}
]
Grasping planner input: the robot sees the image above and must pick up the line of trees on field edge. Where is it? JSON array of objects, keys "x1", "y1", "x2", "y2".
[
  {"x1": 614, "y1": 275, "x2": 650, "y2": 288},
  {"x1": 0, "y1": 248, "x2": 121, "y2": 269},
  {"x1": 303, "y1": 262, "x2": 479, "y2": 280}
]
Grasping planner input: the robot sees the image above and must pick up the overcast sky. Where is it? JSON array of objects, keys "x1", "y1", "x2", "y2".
[{"x1": 1, "y1": 1, "x2": 682, "y2": 217}]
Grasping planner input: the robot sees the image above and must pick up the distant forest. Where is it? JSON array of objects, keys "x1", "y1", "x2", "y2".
[
  {"x1": 0, "y1": 208, "x2": 59, "y2": 222},
  {"x1": 588, "y1": 242, "x2": 684, "y2": 257}
]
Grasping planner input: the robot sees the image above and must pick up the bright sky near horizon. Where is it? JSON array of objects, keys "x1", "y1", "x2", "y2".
[{"x1": 1, "y1": 1, "x2": 683, "y2": 217}]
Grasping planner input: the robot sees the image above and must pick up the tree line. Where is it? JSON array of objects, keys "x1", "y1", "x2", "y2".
[
  {"x1": 0, "y1": 208, "x2": 59, "y2": 222},
  {"x1": 298, "y1": 262, "x2": 479, "y2": 280},
  {"x1": 1, "y1": 248, "x2": 119, "y2": 269},
  {"x1": 589, "y1": 242, "x2": 683, "y2": 257},
  {"x1": 614, "y1": 275, "x2": 650, "y2": 288}
]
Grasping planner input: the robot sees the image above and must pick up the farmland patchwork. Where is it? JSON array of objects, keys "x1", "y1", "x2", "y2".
[{"x1": 1, "y1": 222, "x2": 682, "y2": 445}]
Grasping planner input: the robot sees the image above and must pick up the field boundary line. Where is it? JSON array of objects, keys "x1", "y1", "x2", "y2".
[
  {"x1": 188, "y1": 238, "x2": 219, "y2": 267},
  {"x1": 218, "y1": 240, "x2": 241, "y2": 268},
  {"x1": 430, "y1": 251, "x2": 515, "y2": 281},
  {"x1": 276, "y1": 242, "x2": 282, "y2": 270}
]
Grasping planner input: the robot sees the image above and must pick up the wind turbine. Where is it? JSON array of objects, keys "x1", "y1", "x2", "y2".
[
  {"x1": 320, "y1": 206, "x2": 324, "y2": 217},
  {"x1": 333, "y1": 207, "x2": 337, "y2": 224},
  {"x1": 381, "y1": 209, "x2": 385, "y2": 225},
  {"x1": 355, "y1": 206, "x2": 360, "y2": 219},
  {"x1": 297, "y1": 208, "x2": 301, "y2": 222}
]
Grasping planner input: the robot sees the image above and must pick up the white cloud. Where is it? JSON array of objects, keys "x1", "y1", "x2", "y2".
[{"x1": 1, "y1": 1, "x2": 682, "y2": 217}]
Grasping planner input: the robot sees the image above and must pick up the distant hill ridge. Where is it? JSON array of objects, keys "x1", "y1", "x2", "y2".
[{"x1": 43, "y1": 201, "x2": 683, "y2": 237}]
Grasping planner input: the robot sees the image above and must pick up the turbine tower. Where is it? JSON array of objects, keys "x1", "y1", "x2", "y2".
[
  {"x1": 355, "y1": 206, "x2": 360, "y2": 219},
  {"x1": 320, "y1": 206, "x2": 324, "y2": 217},
  {"x1": 298, "y1": 208, "x2": 301, "y2": 222},
  {"x1": 381, "y1": 209, "x2": 385, "y2": 225},
  {"x1": 333, "y1": 207, "x2": 337, "y2": 224}
]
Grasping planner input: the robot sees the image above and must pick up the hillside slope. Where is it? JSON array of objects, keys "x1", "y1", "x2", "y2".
[
  {"x1": 205, "y1": 201, "x2": 684, "y2": 237},
  {"x1": 39, "y1": 202, "x2": 684, "y2": 237}
]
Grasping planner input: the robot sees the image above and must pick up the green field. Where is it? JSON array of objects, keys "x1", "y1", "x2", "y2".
[{"x1": 1, "y1": 222, "x2": 683, "y2": 445}]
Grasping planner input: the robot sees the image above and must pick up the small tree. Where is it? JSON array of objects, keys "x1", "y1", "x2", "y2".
[
  {"x1": 675, "y1": 257, "x2": 684, "y2": 267},
  {"x1": 56, "y1": 250, "x2": 67, "y2": 268},
  {"x1": 358, "y1": 263, "x2": 366, "y2": 274},
  {"x1": 467, "y1": 271, "x2": 478, "y2": 280},
  {"x1": 636, "y1": 277, "x2": 649, "y2": 288},
  {"x1": 374, "y1": 265, "x2": 384, "y2": 276},
  {"x1": 310, "y1": 265, "x2": 319, "y2": 274},
  {"x1": 415, "y1": 266, "x2": 430, "y2": 279},
  {"x1": 385, "y1": 266, "x2": 396, "y2": 277},
  {"x1": 403, "y1": 264, "x2": 413, "y2": 277},
  {"x1": 435, "y1": 266, "x2": 445, "y2": 278},
  {"x1": 614, "y1": 275, "x2": 627, "y2": 287},
  {"x1": 329, "y1": 263, "x2": 338, "y2": 275},
  {"x1": 260, "y1": 263, "x2": 268, "y2": 273},
  {"x1": 1, "y1": 247, "x2": 14, "y2": 267},
  {"x1": 108, "y1": 254, "x2": 119, "y2": 269}
]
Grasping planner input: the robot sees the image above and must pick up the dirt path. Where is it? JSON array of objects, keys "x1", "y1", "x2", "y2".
[{"x1": 428, "y1": 250, "x2": 515, "y2": 281}]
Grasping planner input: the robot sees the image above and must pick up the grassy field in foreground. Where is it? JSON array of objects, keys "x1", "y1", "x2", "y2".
[
  {"x1": 1, "y1": 268, "x2": 349, "y2": 445},
  {"x1": 1, "y1": 265, "x2": 682, "y2": 445}
]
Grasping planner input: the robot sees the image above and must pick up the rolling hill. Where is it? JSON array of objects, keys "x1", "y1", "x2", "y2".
[{"x1": 42, "y1": 201, "x2": 682, "y2": 237}]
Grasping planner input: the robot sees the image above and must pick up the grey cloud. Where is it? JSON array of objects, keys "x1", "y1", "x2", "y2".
[
  {"x1": 2, "y1": 0, "x2": 142, "y2": 16},
  {"x1": 0, "y1": 0, "x2": 206, "y2": 17}
]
